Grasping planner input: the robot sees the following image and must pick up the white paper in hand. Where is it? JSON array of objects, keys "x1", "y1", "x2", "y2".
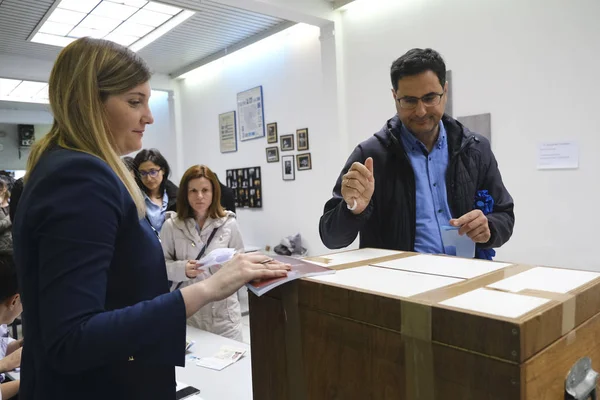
[{"x1": 196, "y1": 248, "x2": 237, "y2": 271}]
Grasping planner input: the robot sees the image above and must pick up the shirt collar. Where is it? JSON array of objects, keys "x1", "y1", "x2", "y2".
[{"x1": 400, "y1": 120, "x2": 447, "y2": 153}]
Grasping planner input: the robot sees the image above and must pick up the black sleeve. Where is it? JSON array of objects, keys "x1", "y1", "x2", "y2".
[
  {"x1": 479, "y1": 145, "x2": 515, "y2": 249},
  {"x1": 319, "y1": 145, "x2": 374, "y2": 249},
  {"x1": 220, "y1": 183, "x2": 236, "y2": 213},
  {"x1": 9, "y1": 178, "x2": 23, "y2": 223}
]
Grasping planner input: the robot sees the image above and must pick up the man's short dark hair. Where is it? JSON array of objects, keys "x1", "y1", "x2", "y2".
[
  {"x1": 390, "y1": 48, "x2": 446, "y2": 91},
  {"x1": 0, "y1": 251, "x2": 18, "y2": 303}
]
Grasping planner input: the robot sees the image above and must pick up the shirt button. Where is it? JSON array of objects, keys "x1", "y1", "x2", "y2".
[
  {"x1": 438, "y1": 209, "x2": 442, "y2": 213},
  {"x1": 433, "y1": 183, "x2": 437, "y2": 187},
  {"x1": 428, "y1": 157, "x2": 432, "y2": 161}
]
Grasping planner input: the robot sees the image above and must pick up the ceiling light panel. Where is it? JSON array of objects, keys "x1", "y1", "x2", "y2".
[
  {"x1": 143, "y1": 2, "x2": 181, "y2": 15},
  {"x1": 30, "y1": 0, "x2": 195, "y2": 51},
  {"x1": 127, "y1": 9, "x2": 172, "y2": 27},
  {"x1": 91, "y1": 1, "x2": 139, "y2": 20},
  {"x1": 9, "y1": 81, "x2": 48, "y2": 99},
  {"x1": 58, "y1": 0, "x2": 101, "y2": 13},
  {"x1": 47, "y1": 8, "x2": 87, "y2": 25},
  {"x1": 79, "y1": 14, "x2": 123, "y2": 31},
  {"x1": 38, "y1": 21, "x2": 74, "y2": 36},
  {"x1": 0, "y1": 79, "x2": 21, "y2": 97}
]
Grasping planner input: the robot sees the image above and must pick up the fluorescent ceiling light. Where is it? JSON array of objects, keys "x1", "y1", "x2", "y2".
[
  {"x1": 69, "y1": 26, "x2": 110, "y2": 39},
  {"x1": 143, "y1": 2, "x2": 181, "y2": 15},
  {"x1": 79, "y1": 14, "x2": 122, "y2": 31},
  {"x1": 104, "y1": 33, "x2": 140, "y2": 46},
  {"x1": 0, "y1": 78, "x2": 50, "y2": 104},
  {"x1": 48, "y1": 8, "x2": 86, "y2": 25},
  {"x1": 31, "y1": 0, "x2": 194, "y2": 52},
  {"x1": 112, "y1": 21, "x2": 154, "y2": 37},
  {"x1": 0, "y1": 79, "x2": 21, "y2": 97},
  {"x1": 31, "y1": 32, "x2": 77, "y2": 47},
  {"x1": 9, "y1": 81, "x2": 48, "y2": 99},
  {"x1": 108, "y1": 0, "x2": 148, "y2": 7},
  {"x1": 38, "y1": 21, "x2": 74, "y2": 36},
  {"x1": 127, "y1": 9, "x2": 172, "y2": 27},
  {"x1": 91, "y1": 1, "x2": 139, "y2": 20},
  {"x1": 58, "y1": 0, "x2": 101, "y2": 13},
  {"x1": 130, "y1": 9, "x2": 193, "y2": 51}
]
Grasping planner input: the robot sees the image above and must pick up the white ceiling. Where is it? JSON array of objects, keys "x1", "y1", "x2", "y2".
[{"x1": 0, "y1": 0, "x2": 293, "y2": 76}]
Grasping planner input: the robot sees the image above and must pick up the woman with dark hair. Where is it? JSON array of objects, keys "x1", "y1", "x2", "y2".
[{"x1": 133, "y1": 148, "x2": 178, "y2": 232}]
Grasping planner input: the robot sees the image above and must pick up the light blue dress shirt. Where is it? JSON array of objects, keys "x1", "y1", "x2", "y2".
[
  {"x1": 145, "y1": 191, "x2": 168, "y2": 232},
  {"x1": 399, "y1": 121, "x2": 453, "y2": 254}
]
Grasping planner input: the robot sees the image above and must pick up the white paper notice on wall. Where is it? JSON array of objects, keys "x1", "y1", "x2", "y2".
[{"x1": 537, "y1": 141, "x2": 579, "y2": 170}]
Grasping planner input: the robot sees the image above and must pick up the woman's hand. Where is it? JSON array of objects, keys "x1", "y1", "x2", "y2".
[
  {"x1": 180, "y1": 253, "x2": 290, "y2": 318},
  {"x1": 185, "y1": 261, "x2": 199, "y2": 279},
  {"x1": 204, "y1": 253, "x2": 290, "y2": 301}
]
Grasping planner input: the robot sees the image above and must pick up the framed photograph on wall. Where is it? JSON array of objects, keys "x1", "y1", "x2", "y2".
[
  {"x1": 266, "y1": 146, "x2": 279, "y2": 163},
  {"x1": 296, "y1": 128, "x2": 309, "y2": 151},
  {"x1": 282, "y1": 155, "x2": 295, "y2": 181},
  {"x1": 267, "y1": 122, "x2": 278, "y2": 144},
  {"x1": 280, "y1": 134, "x2": 294, "y2": 151},
  {"x1": 218, "y1": 111, "x2": 237, "y2": 153},
  {"x1": 237, "y1": 85, "x2": 265, "y2": 141},
  {"x1": 297, "y1": 153, "x2": 312, "y2": 171}
]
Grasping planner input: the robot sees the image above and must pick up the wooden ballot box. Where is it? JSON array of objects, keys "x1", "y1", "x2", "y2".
[{"x1": 249, "y1": 249, "x2": 600, "y2": 400}]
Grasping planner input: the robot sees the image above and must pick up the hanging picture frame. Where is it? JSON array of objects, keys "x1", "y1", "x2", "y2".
[
  {"x1": 266, "y1": 146, "x2": 279, "y2": 163},
  {"x1": 282, "y1": 155, "x2": 295, "y2": 181},
  {"x1": 280, "y1": 134, "x2": 294, "y2": 151},
  {"x1": 218, "y1": 111, "x2": 237, "y2": 153},
  {"x1": 297, "y1": 153, "x2": 312, "y2": 170},
  {"x1": 267, "y1": 122, "x2": 278, "y2": 144},
  {"x1": 296, "y1": 128, "x2": 309, "y2": 151},
  {"x1": 237, "y1": 86, "x2": 265, "y2": 141}
]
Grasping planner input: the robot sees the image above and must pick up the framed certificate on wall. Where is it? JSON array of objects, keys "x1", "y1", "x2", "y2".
[
  {"x1": 237, "y1": 86, "x2": 265, "y2": 141},
  {"x1": 219, "y1": 111, "x2": 237, "y2": 153}
]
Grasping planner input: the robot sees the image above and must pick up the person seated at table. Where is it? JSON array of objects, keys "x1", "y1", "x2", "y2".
[
  {"x1": 0, "y1": 251, "x2": 23, "y2": 400},
  {"x1": 161, "y1": 165, "x2": 245, "y2": 341}
]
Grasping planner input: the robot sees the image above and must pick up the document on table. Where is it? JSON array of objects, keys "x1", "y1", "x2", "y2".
[{"x1": 196, "y1": 345, "x2": 246, "y2": 371}]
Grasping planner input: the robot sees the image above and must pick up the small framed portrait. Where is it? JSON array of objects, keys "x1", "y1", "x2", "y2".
[
  {"x1": 296, "y1": 153, "x2": 312, "y2": 171},
  {"x1": 280, "y1": 134, "x2": 294, "y2": 151},
  {"x1": 296, "y1": 128, "x2": 309, "y2": 151},
  {"x1": 266, "y1": 146, "x2": 279, "y2": 163},
  {"x1": 267, "y1": 122, "x2": 278, "y2": 144},
  {"x1": 282, "y1": 155, "x2": 295, "y2": 181}
]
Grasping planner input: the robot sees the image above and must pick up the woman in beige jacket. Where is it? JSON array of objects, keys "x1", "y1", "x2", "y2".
[{"x1": 161, "y1": 165, "x2": 245, "y2": 341}]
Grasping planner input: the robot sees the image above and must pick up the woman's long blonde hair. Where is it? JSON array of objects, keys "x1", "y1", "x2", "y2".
[{"x1": 26, "y1": 37, "x2": 149, "y2": 217}]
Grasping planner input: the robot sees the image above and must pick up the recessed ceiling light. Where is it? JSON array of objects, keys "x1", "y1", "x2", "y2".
[
  {"x1": 30, "y1": 0, "x2": 195, "y2": 51},
  {"x1": 0, "y1": 79, "x2": 21, "y2": 97},
  {"x1": 38, "y1": 21, "x2": 74, "y2": 36},
  {"x1": 47, "y1": 8, "x2": 86, "y2": 25},
  {"x1": 58, "y1": 0, "x2": 101, "y2": 14}
]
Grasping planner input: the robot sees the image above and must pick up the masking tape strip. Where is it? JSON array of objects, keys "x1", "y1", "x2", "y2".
[
  {"x1": 517, "y1": 289, "x2": 576, "y2": 336},
  {"x1": 303, "y1": 252, "x2": 415, "y2": 271},
  {"x1": 401, "y1": 301, "x2": 435, "y2": 400},
  {"x1": 281, "y1": 282, "x2": 307, "y2": 400}
]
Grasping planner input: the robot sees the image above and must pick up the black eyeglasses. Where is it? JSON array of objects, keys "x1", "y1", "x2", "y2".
[
  {"x1": 396, "y1": 92, "x2": 444, "y2": 110},
  {"x1": 139, "y1": 168, "x2": 161, "y2": 178}
]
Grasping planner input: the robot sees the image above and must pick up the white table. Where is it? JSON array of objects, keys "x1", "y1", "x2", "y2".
[
  {"x1": 7, "y1": 327, "x2": 252, "y2": 400},
  {"x1": 177, "y1": 326, "x2": 252, "y2": 400}
]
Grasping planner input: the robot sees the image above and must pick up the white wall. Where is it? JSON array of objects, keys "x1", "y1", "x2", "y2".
[
  {"x1": 178, "y1": 24, "x2": 345, "y2": 255},
  {"x1": 340, "y1": 0, "x2": 600, "y2": 270},
  {"x1": 131, "y1": 89, "x2": 180, "y2": 179}
]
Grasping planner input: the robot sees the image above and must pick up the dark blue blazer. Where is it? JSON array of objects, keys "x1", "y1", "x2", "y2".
[{"x1": 12, "y1": 147, "x2": 187, "y2": 399}]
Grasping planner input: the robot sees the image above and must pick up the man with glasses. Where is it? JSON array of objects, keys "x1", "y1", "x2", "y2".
[{"x1": 319, "y1": 48, "x2": 514, "y2": 258}]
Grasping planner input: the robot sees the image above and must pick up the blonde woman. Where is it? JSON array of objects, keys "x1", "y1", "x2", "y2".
[
  {"x1": 11, "y1": 38, "x2": 289, "y2": 400},
  {"x1": 161, "y1": 165, "x2": 244, "y2": 341}
]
